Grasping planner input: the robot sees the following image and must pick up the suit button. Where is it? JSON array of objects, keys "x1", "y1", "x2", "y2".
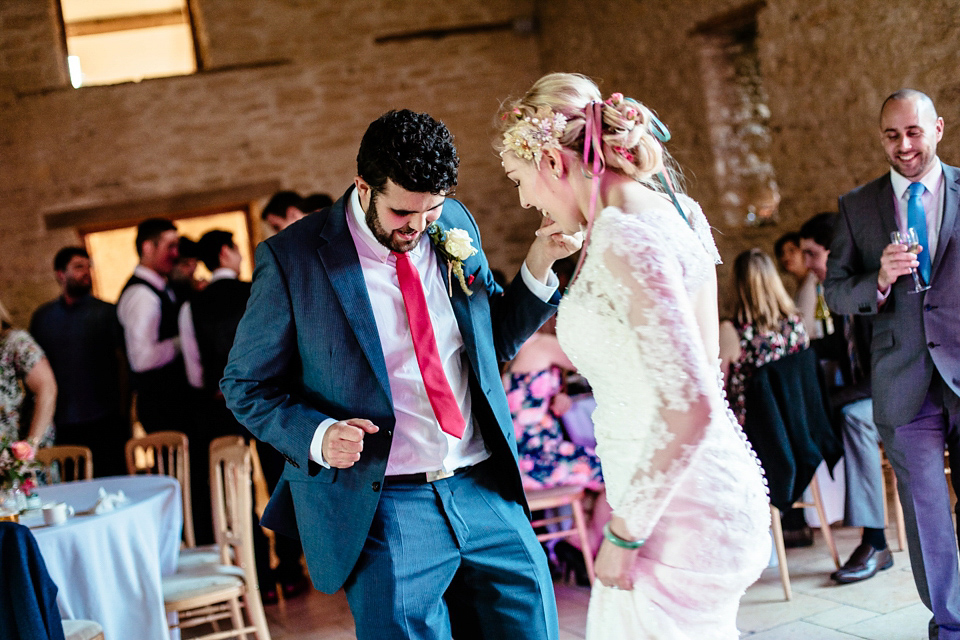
[
  {"x1": 928, "y1": 342, "x2": 937, "y2": 348},
  {"x1": 386, "y1": 430, "x2": 393, "y2": 437},
  {"x1": 371, "y1": 482, "x2": 381, "y2": 492}
]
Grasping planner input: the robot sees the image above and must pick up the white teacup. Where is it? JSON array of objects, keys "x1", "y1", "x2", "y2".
[{"x1": 42, "y1": 502, "x2": 74, "y2": 526}]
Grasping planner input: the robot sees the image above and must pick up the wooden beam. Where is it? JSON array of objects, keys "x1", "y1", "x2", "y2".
[
  {"x1": 65, "y1": 9, "x2": 186, "y2": 38},
  {"x1": 44, "y1": 180, "x2": 282, "y2": 231},
  {"x1": 375, "y1": 18, "x2": 535, "y2": 44}
]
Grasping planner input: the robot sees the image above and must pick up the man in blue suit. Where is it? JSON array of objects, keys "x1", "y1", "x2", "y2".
[
  {"x1": 222, "y1": 110, "x2": 578, "y2": 639},
  {"x1": 825, "y1": 89, "x2": 960, "y2": 639}
]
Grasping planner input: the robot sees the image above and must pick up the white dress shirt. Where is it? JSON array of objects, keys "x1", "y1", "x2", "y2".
[
  {"x1": 179, "y1": 268, "x2": 239, "y2": 389},
  {"x1": 309, "y1": 188, "x2": 558, "y2": 474},
  {"x1": 116, "y1": 265, "x2": 181, "y2": 373}
]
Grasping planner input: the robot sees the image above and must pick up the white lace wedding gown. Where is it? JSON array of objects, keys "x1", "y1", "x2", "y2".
[{"x1": 557, "y1": 200, "x2": 771, "y2": 639}]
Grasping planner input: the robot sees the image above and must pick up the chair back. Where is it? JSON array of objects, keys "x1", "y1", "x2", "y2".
[
  {"x1": 209, "y1": 440, "x2": 258, "y2": 589},
  {"x1": 125, "y1": 431, "x2": 194, "y2": 547},
  {"x1": 742, "y1": 348, "x2": 843, "y2": 511},
  {"x1": 35, "y1": 446, "x2": 94, "y2": 483}
]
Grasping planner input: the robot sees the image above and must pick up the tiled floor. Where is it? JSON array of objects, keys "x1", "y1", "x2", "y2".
[{"x1": 257, "y1": 524, "x2": 930, "y2": 639}]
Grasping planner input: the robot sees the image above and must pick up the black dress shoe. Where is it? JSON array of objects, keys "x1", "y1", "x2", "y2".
[
  {"x1": 830, "y1": 543, "x2": 893, "y2": 584},
  {"x1": 782, "y1": 526, "x2": 814, "y2": 548}
]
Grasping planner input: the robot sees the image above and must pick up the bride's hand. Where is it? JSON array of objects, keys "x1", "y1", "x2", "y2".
[{"x1": 594, "y1": 538, "x2": 640, "y2": 590}]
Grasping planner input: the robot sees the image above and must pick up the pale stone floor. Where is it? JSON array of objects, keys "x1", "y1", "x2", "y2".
[{"x1": 250, "y1": 524, "x2": 931, "y2": 640}]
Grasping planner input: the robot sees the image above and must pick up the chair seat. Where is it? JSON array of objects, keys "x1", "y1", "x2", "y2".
[
  {"x1": 61, "y1": 619, "x2": 104, "y2": 640},
  {"x1": 162, "y1": 571, "x2": 244, "y2": 602},
  {"x1": 177, "y1": 543, "x2": 233, "y2": 571}
]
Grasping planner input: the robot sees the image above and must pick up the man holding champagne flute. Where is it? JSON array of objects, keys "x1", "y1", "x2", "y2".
[{"x1": 825, "y1": 89, "x2": 960, "y2": 640}]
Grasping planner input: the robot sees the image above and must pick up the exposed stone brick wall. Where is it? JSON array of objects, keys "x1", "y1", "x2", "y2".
[{"x1": 3, "y1": 0, "x2": 960, "y2": 326}]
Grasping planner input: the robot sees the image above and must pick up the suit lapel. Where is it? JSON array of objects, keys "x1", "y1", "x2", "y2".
[
  {"x1": 317, "y1": 193, "x2": 392, "y2": 403},
  {"x1": 875, "y1": 175, "x2": 899, "y2": 244},
  {"x1": 932, "y1": 164, "x2": 960, "y2": 280},
  {"x1": 430, "y1": 216, "x2": 481, "y2": 373}
]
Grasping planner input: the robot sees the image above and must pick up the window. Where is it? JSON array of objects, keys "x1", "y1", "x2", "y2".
[{"x1": 61, "y1": 0, "x2": 197, "y2": 88}]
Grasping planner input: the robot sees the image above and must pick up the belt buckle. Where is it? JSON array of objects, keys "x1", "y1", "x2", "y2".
[{"x1": 425, "y1": 469, "x2": 454, "y2": 482}]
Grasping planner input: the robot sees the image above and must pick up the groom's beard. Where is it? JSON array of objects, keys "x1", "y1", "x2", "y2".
[{"x1": 365, "y1": 189, "x2": 423, "y2": 253}]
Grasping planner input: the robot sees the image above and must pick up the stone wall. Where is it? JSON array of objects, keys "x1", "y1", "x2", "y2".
[{"x1": 3, "y1": 0, "x2": 960, "y2": 325}]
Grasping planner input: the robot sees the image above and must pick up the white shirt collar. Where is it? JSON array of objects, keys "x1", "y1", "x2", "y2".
[
  {"x1": 133, "y1": 264, "x2": 168, "y2": 290},
  {"x1": 347, "y1": 186, "x2": 426, "y2": 263},
  {"x1": 209, "y1": 267, "x2": 238, "y2": 283},
  {"x1": 890, "y1": 158, "x2": 943, "y2": 199}
]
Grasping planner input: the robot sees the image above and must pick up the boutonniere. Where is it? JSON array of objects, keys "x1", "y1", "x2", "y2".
[{"x1": 427, "y1": 224, "x2": 478, "y2": 296}]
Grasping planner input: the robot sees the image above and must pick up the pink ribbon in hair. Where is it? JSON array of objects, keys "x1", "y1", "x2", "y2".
[{"x1": 569, "y1": 101, "x2": 606, "y2": 289}]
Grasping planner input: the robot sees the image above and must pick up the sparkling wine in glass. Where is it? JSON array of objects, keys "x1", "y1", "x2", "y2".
[{"x1": 890, "y1": 228, "x2": 931, "y2": 293}]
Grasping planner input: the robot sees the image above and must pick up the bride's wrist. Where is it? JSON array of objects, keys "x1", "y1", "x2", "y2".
[{"x1": 603, "y1": 522, "x2": 645, "y2": 550}]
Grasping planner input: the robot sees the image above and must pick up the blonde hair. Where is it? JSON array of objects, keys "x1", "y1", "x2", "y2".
[
  {"x1": 498, "y1": 73, "x2": 685, "y2": 193},
  {"x1": 732, "y1": 249, "x2": 797, "y2": 333},
  {"x1": 0, "y1": 296, "x2": 13, "y2": 335}
]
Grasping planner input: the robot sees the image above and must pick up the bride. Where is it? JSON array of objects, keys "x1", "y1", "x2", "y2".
[{"x1": 498, "y1": 73, "x2": 771, "y2": 638}]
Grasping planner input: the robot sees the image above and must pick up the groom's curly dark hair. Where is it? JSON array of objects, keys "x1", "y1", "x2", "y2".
[{"x1": 357, "y1": 109, "x2": 459, "y2": 196}]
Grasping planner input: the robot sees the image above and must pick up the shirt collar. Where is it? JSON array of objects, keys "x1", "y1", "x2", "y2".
[
  {"x1": 891, "y1": 158, "x2": 943, "y2": 199},
  {"x1": 133, "y1": 265, "x2": 168, "y2": 290},
  {"x1": 209, "y1": 267, "x2": 238, "y2": 283},
  {"x1": 347, "y1": 185, "x2": 426, "y2": 263}
]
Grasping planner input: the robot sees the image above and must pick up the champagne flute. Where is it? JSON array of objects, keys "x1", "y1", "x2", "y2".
[{"x1": 890, "y1": 228, "x2": 931, "y2": 293}]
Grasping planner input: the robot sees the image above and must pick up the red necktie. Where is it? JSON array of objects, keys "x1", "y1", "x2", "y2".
[{"x1": 393, "y1": 251, "x2": 466, "y2": 439}]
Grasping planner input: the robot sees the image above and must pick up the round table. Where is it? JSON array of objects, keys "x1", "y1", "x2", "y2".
[{"x1": 20, "y1": 475, "x2": 183, "y2": 640}]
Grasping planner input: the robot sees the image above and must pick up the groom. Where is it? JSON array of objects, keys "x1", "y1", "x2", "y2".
[{"x1": 222, "y1": 110, "x2": 573, "y2": 640}]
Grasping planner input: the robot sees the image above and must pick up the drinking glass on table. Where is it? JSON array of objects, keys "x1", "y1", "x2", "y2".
[{"x1": 890, "y1": 228, "x2": 931, "y2": 293}]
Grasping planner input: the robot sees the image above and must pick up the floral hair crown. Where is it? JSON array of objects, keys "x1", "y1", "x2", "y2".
[{"x1": 501, "y1": 106, "x2": 568, "y2": 167}]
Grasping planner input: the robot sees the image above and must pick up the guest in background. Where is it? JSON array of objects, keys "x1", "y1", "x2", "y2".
[
  {"x1": 261, "y1": 190, "x2": 308, "y2": 234},
  {"x1": 179, "y1": 229, "x2": 309, "y2": 602},
  {"x1": 799, "y1": 213, "x2": 890, "y2": 585},
  {"x1": 117, "y1": 218, "x2": 201, "y2": 531},
  {"x1": 719, "y1": 249, "x2": 811, "y2": 546},
  {"x1": 29, "y1": 247, "x2": 129, "y2": 477},
  {"x1": 0, "y1": 297, "x2": 56, "y2": 448},
  {"x1": 168, "y1": 236, "x2": 204, "y2": 305},
  {"x1": 775, "y1": 231, "x2": 819, "y2": 338},
  {"x1": 302, "y1": 193, "x2": 334, "y2": 213}
]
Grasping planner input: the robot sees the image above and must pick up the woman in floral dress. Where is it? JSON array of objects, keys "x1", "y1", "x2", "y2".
[{"x1": 0, "y1": 297, "x2": 57, "y2": 447}]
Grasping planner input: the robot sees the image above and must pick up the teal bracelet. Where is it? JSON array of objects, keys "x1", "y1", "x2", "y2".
[{"x1": 603, "y1": 522, "x2": 645, "y2": 550}]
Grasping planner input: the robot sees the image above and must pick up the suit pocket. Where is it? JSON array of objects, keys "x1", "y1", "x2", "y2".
[{"x1": 871, "y1": 329, "x2": 894, "y2": 351}]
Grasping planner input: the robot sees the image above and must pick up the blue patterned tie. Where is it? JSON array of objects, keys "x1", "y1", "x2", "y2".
[{"x1": 907, "y1": 182, "x2": 932, "y2": 285}]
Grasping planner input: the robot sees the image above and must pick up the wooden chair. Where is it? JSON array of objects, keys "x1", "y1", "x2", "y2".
[
  {"x1": 769, "y1": 474, "x2": 841, "y2": 600},
  {"x1": 525, "y1": 485, "x2": 595, "y2": 585},
  {"x1": 163, "y1": 440, "x2": 271, "y2": 640},
  {"x1": 35, "y1": 445, "x2": 93, "y2": 483},
  {"x1": 125, "y1": 431, "x2": 195, "y2": 547}
]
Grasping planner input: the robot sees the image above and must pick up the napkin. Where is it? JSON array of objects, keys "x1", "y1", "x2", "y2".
[{"x1": 92, "y1": 487, "x2": 129, "y2": 514}]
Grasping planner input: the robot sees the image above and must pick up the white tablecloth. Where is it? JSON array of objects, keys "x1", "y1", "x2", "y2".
[{"x1": 21, "y1": 475, "x2": 183, "y2": 640}]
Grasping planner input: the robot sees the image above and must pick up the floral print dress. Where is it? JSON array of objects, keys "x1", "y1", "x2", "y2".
[
  {"x1": 726, "y1": 315, "x2": 809, "y2": 426},
  {"x1": 0, "y1": 329, "x2": 52, "y2": 445},
  {"x1": 504, "y1": 366, "x2": 603, "y2": 490}
]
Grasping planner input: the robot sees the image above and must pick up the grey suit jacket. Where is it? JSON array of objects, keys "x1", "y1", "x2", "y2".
[
  {"x1": 824, "y1": 163, "x2": 960, "y2": 427},
  {"x1": 221, "y1": 187, "x2": 556, "y2": 593}
]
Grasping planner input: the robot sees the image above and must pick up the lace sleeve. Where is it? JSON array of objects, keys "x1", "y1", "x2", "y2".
[{"x1": 602, "y1": 223, "x2": 718, "y2": 542}]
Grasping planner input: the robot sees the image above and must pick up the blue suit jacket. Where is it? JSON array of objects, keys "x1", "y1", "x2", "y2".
[{"x1": 222, "y1": 187, "x2": 556, "y2": 593}]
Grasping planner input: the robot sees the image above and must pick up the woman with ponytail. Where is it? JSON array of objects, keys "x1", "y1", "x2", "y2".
[{"x1": 498, "y1": 73, "x2": 770, "y2": 638}]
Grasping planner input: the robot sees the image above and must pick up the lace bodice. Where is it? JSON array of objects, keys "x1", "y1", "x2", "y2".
[{"x1": 556, "y1": 197, "x2": 726, "y2": 541}]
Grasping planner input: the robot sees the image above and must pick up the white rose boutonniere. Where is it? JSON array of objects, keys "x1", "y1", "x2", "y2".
[{"x1": 428, "y1": 224, "x2": 478, "y2": 296}]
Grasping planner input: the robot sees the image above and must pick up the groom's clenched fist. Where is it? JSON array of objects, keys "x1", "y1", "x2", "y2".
[{"x1": 322, "y1": 419, "x2": 379, "y2": 468}]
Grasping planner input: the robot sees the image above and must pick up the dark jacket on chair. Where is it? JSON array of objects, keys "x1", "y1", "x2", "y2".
[
  {"x1": 742, "y1": 348, "x2": 844, "y2": 511},
  {"x1": 0, "y1": 522, "x2": 65, "y2": 640}
]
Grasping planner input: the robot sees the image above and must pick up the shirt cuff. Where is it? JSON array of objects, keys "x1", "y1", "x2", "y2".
[
  {"x1": 877, "y1": 286, "x2": 891, "y2": 305},
  {"x1": 519, "y1": 262, "x2": 559, "y2": 303},
  {"x1": 308, "y1": 418, "x2": 338, "y2": 468}
]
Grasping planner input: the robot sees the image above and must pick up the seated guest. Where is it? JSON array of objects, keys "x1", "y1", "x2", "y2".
[
  {"x1": 169, "y1": 236, "x2": 204, "y2": 305},
  {"x1": 30, "y1": 247, "x2": 129, "y2": 477},
  {"x1": 0, "y1": 297, "x2": 57, "y2": 448},
  {"x1": 775, "y1": 231, "x2": 820, "y2": 338},
  {"x1": 719, "y1": 249, "x2": 811, "y2": 545},
  {"x1": 800, "y1": 212, "x2": 890, "y2": 584},
  {"x1": 261, "y1": 190, "x2": 308, "y2": 234}
]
